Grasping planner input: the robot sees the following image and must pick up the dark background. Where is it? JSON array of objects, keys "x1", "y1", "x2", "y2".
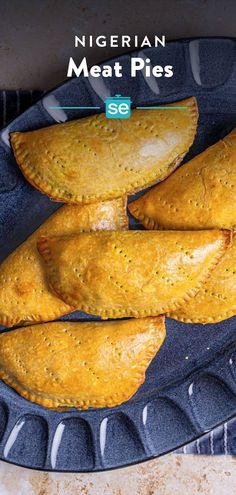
[{"x1": 0, "y1": 0, "x2": 235, "y2": 89}]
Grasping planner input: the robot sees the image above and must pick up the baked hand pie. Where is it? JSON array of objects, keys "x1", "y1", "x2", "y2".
[
  {"x1": 0, "y1": 317, "x2": 165, "y2": 409},
  {"x1": 129, "y1": 129, "x2": 236, "y2": 230},
  {"x1": 169, "y1": 232, "x2": 236, "y2": 324},
  {"x1": 37, "y1": 230, "x2": 231, "y2": 319},
  {"x1": 0, "y1": 198, "x2": 128, "y2": 327},
  {"x1": 10, "y1": 97, "x2": 198, "y2": 204}
]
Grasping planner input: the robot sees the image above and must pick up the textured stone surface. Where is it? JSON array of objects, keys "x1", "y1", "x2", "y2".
[{"x1": 0, "y1": 454, "x2": 236, "y2": 494}]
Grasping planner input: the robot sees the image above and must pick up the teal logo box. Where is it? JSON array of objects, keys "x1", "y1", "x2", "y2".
[{"x1": 105, "y1": 94, "x2": 131, "y2": 118}]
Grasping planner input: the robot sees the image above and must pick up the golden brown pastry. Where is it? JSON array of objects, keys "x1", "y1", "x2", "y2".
[
  {"x1": 0, "y1": 317, "x2": 165, "y2": 409},
  {"x1": 10, "y1": 97, "x2": 198, "y2": 204},
  {"x1": 0, "y1": 198, "x2": 128, "y2": 327},
  {"x1": 129, "y1": 129, "x2": 236, "y2": 230},
  {"x1": 37, "y1": 230, "x2": 231, "y2": 319},
  {"x1": 169, "y1": 232, "x2": 236, "y2": 323}
]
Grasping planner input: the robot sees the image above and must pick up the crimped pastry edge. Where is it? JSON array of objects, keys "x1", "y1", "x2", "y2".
[
  {"x1": 37, "y1": 229, "x2": 232, "y2": 319},
  {"x1": 0, "y1": 195, "x2": 128, "y2": 328},
  {"x1": 10, "y1": 97, "x2": 198, "y2": 204},
  {"x1": 0, "y1": 316, "x2": 165, "y2": 410},
  {"x1": 168, "y1": 309, "x2": 236, "y2": 324},
  {"x1": 128, "y1": 130, "x2": 236, "y2": 231}
]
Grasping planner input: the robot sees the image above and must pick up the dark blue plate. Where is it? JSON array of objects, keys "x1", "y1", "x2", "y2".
[{"x1": 0, "y1": 38, "x2": 236, "y2": 472}]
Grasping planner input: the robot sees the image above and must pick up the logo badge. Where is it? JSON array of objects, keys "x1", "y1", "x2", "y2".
[{"x1": 105, "y1": 94, "x2": 131, "y2": 119}]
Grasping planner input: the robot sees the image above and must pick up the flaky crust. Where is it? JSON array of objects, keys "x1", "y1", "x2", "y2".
[
  {"x1": 37, "y1": 230, "x2": 231, "y2": 319},
  {"x1": 0, "y1": 198, "x2": 128, "y2": 327},
  {"x1": 169, "y1": 232, "x2": 236, "y2": 324},
  {"x1": 129, "y1": 129, "x2": 236, "y2": 230},
  {"x1": 0, "y1": 317, "x2": 165, "y2": 409},
  {"x1": 10, "y1": 98, "x2": 198, "y2": 204}
]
